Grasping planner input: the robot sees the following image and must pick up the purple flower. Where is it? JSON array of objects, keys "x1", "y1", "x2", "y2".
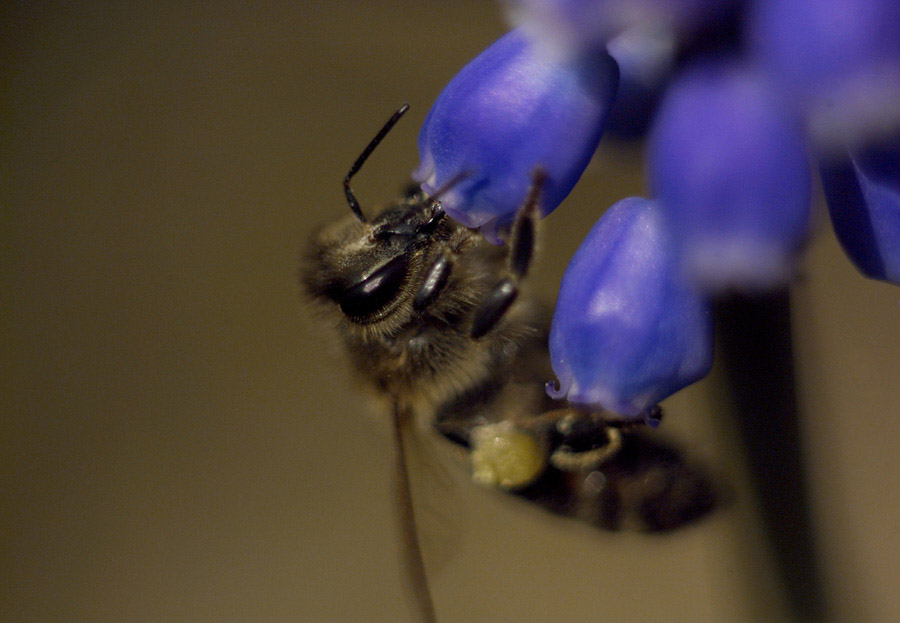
[
  {"x1": 413, "y1": 29, "x2": 618, "y2": 241},
  {"x1": 548, "y1": 197, "x2": 713, "y2": 417},
  {"x1": 820, "y1": 136, "x2": 900, "y2": 285},
  {"x1": 503, "y1": 0, "x2": 731, "y2": 61},
  {"x1": 410, "y1": 2, "x2": 900, "y2": 424},
  {"x1": 649, "y1": 61, "x2": 812, "y2": 292},
  {"x1": 749, "y1": 0, "x2": 900, "y2": 148}
]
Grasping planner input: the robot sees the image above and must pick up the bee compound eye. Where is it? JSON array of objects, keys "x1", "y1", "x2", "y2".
[{"x1": 338, "y1": 253, "x2": 409, "y2": 320}]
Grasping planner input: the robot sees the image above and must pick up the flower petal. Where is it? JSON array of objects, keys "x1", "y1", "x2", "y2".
[
  {"x1": 413, "y1": 29, "x2": 618, "y2": 233},
  {"x1": 820, "y1": 136, "x2": 900, "y2": 285},
  {"x1": 749, "y1": 0, "x2": 900, "y2": 148},
  {"x1": 548, "y1": 197, "x2": 713, "y2": 417},
  {"x1": 649, "y1": 62, "x2": 812, "y2": 291}
]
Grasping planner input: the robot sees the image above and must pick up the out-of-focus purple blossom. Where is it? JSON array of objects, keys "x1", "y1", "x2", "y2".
[
  {"x1": 820, "y1": 136, "x2": 900, "y2": 285},
  {"x1": 749, "y1": 0, "x2": 900, "y2": 149},
  {"x1": 410, "y1": 0, "x2": 900, "y2": 424},
  {"x1": 548, "y1": 197, "x2": 713, "y2": 417},
  {"x1": 413, "y1": 29, "x2": 618, "y2": 242},
  {"x1": 604, "y1": 26, "x2": 677, "y2": 138},
  {"x1": 503, "y1": 0, "x2": 731, "y2": 61},
  {"x1": 649, "y1": 62, "x2": 812, "y2": 292}
]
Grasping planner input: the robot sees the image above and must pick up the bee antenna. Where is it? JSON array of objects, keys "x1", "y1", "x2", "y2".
[{"x1": 344, "y1": 103, "x2": 411, "y2": 223}]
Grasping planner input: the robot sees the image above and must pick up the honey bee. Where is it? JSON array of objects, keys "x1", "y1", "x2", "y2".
[{"x1": 301, "y1": 105, "x2": 717, "y2": 621}]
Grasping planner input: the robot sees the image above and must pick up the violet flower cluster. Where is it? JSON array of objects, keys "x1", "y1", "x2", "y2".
[{"x1": 414, "y1": 0, "x2": 900, "y2": 418}]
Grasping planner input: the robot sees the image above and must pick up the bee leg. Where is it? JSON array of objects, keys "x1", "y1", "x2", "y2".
[
  {"x1": 506, "y1": 168, "x2": 543, "y2": 279},
  {"x1": 550, "y1": 427, "x2": 623, "y2": 472},
  {"x1": 537, "y1": 409, "x2": 626, "y2": 472},
  {"x1": 468, "y1": 421, "x2": 549, "y2": 491},
  {"x1": 463, "y1": 407, "x2": 623, "y2": 492},
  {"x1": 412, "y1": 197, "x2": 473, "y2": 312},
  {"x1": 470, "y1": 168, "x2": 546, "y2": 338},
  {"x1": 470, "y1": 277, "x2": 519, "y2": 338},
  {"x1": 413, "y1": 252, "x2": 453, "y2": 311}
]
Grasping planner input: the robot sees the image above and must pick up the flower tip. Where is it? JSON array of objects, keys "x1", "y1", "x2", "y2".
[
  {"x1": 643, "y1": 408, "x2": 662, "y2": 428},
  {"x1": 479, "y1": 218, "x2": 508, "y2": 246},
  {"x1": 681, "y1": 240, "x2": 798, "y2": 293},
  {"x1": 411, "y1": 158, "x2": 435, "y2": 190},
  {"x1": 545, "y1": 375, "x2": 571, "y2": 400}
]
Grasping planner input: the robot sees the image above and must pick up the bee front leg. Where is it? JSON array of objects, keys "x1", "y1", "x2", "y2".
[
  {"x1": 470, "y1": 168, "x2": 545, "y2": 338},
  {"x1": 547, "y1": 410, "x2": 625, "y2": 472},
  {"x1": 413, "y1": 252, "x2": 453, "y2": 311}
]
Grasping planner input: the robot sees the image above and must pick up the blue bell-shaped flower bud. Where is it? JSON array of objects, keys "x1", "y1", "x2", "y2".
[
  {"x1": 649, "y1": 62, "x2": 812, "y2": 292},
  {"x1": 749, "y1": 0, "x2": 900, "y2": 148},
  {"x1": 413, "y1": 29, "x2": 618, "y2": 241},
  {"x1": 548, "y1": 197, "x2": 713, "y2": 418},
  {"x1": 820, "y1": 136, "x2": 900, "y2": 285}
]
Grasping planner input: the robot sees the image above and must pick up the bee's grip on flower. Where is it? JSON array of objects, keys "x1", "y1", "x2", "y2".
[
  {"x1": 413, "y1": 28, "x2": 618, "y2": 235},
  {"x1": 470, "y1": 168, "x2": 545, "y2": 339}
]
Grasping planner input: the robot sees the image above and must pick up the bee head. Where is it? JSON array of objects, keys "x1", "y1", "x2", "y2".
[
  {"x1": 302, "y1": 104, "x2": 470, "y2": 328},
  {"x1": 302, "y1": 198, "x2": 446, "y2": 325}
]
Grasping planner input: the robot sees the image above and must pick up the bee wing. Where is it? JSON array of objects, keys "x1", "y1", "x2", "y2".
[
  {"x1": 402, "y1": 423, "x2": 468, "y2": 574},
  {"x1": 514, "y1": 429, "x2": 721, "y2": 532}
]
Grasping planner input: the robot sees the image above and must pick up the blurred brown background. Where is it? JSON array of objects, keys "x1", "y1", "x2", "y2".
[{"x1": 2, "y1": 2, "x2": 899, "y2": 622}]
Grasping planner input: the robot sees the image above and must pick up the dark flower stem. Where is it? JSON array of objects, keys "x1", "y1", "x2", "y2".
[{"x1": 714, "y1": 290, "x2": 829, "y2": 623}]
